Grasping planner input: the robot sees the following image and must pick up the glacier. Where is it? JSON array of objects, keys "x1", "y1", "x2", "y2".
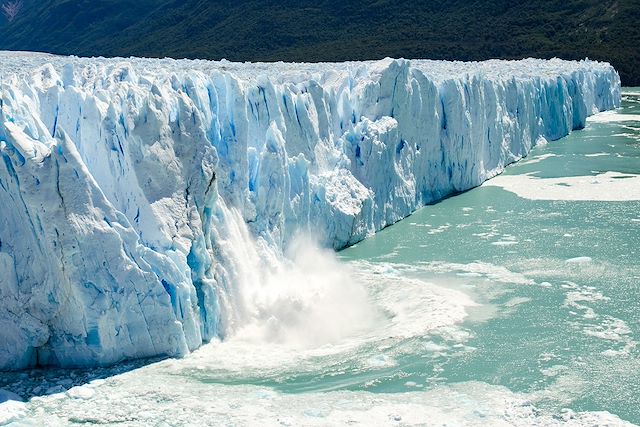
[{"x1": 0, "y1": 52, "x2": 620, "y2": 370}]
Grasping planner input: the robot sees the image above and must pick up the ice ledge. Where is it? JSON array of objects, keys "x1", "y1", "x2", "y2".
[{"x1": 0, "y1": 54, "x2": 621, "y2": 369}]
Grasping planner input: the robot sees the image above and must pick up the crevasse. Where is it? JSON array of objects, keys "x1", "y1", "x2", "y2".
[{"x1": 0, "y1": 53, "x2": 620, "y2": 370}]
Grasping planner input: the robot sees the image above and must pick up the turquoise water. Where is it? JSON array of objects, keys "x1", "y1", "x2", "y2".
[
  {"x1": 3, "y1": 90, "x2": 639, "y2": 426},
  {"x1": 339, "y1": 88, "x2": 640, "y2": 421}
]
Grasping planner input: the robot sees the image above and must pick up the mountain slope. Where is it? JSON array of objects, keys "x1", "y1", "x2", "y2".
[{"x1": 0, "y1": 0, "x2": 638, "y2": 84}]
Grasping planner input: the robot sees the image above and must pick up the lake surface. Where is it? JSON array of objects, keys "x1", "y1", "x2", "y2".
[{"x1": 2, "y1": 89, "x2": 639, "y2": 426}]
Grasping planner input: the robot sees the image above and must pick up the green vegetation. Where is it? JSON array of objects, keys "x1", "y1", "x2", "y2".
[{"x1": 1, "y1": 0, "x2": 638, "y2": 85}]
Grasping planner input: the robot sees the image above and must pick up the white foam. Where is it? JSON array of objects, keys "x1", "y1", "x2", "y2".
[
  {"x1": 0, "y1": 401, "x2": 26, "y2": 425},
  {"x1": 128, "y1": 259, "x2": 478, "y2": 380},
  {"x1": 566, "y1": 257, "x2": 593, "y2": 264},
  {"x1": 491, "y1": 240, "x2": 519, "y2": 246},
  {"x1": 541, "y1": 365, "x2": 568, "y2": 378},
  {"x1": 370, "y1": 273, "x2": 475, "y2": 340},
  {"x1": 416, "y1": 261, "x2": 535, "y2": 285},
  {"x1": 485, "y1": 171, "x2": 640, "y2": 201},
  {"x1": 504, "y1": 297, "x2": 531, "y2": 307},
  {"x1": 231, "y1": 236, "x2": 383, "y2": 348},
  {"x1": 3, "y1": 254, "x2": 635, "y2": 425},
  {"x1": 427, "y1": 224, "x2": 452, "y2": 234},
  {"x1": 65, "y1": 386, "x2": 96, "y2": 400},
  {"x1": 511, "y1": 258, "x2": 632, "y2": 286},
  {"x1": 584, "y1": 316, "x2": 633, "y2": 343},
  {"x1": 522, "y1": 153, "x2": 558, "y2": 164},
  {"x1": 564, "y1": 286, "x2": 608, "y2": 320},
  {"x1": 9, "y1": 377, "x2": 633, "y2": 426}
]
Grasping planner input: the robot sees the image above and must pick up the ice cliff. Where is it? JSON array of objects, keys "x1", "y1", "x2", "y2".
[{"x1": 0, "y1": 52, "x2": 620, "y2": 370}]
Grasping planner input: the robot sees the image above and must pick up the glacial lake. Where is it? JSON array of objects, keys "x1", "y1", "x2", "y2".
[{"x1": 2, "y1": 89, "x2": 639, "y2": 426}]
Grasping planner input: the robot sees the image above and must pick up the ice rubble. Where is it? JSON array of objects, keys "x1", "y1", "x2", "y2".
[{"x1": 0, "y1": 52, "x2": 620, "y2": 369}]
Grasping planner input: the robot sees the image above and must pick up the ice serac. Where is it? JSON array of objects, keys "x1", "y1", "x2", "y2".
[{"x1": 0, "y1": 53, "x2": 620, "y2": 369}]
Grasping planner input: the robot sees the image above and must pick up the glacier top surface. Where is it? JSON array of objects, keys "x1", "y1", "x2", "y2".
[{"x1": 0, "y1": 51, "x2": 615, "y2": 85}]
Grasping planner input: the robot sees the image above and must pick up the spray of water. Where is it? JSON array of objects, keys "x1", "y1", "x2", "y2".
[{"x1": 213, "y1": 204, "x2": 382, "y2": 349}]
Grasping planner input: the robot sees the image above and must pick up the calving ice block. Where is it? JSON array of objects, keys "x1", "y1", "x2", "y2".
[{"x1": 0, "y1": 52, "x2": 620, "y2": 369}]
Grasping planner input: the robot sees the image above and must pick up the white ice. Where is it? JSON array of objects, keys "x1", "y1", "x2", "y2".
[{"x1": 485, "y1": 171, "x2": 640, "y2": 201}]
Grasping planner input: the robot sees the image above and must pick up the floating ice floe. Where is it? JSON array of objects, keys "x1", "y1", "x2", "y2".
[{"x1": 485, "y1": 171, "x2": 640, "y2": 201}]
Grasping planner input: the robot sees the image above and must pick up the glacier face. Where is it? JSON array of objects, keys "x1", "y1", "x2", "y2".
[{"x1": 0, "y1": 52, "x2": 620, "y2": 370}]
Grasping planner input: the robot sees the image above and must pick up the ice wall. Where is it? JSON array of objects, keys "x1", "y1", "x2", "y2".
[{"x1": 0, "y1": 53, "x2": 620, "y2": 369}]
